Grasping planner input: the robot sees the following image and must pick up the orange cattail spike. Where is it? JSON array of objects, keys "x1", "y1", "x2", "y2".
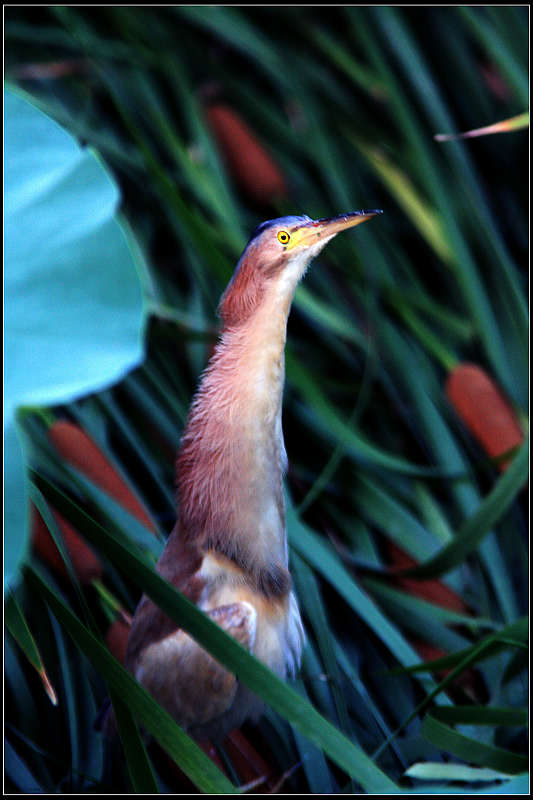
[
  {"x1": 386, "y1": 541, "x2": 468, "y2": 612},
  {"x1": 409, "y1": 639, "x2": 479, "y2": 696},
  {"x1": 205, "y1": 103, "x2": 288, "y2": 205},
  {"x1": 445, "y1": 363, "x2": 524, "y2": 470},
  {"x1": 385, "y1": 542, "x2": 481, "y2": 699},
  {"x1": 48, "y1": 420, "x2": 156, "y2": 531},
  {"x1": 31, "y1": 504, "x2": 102, "y2": 584}
]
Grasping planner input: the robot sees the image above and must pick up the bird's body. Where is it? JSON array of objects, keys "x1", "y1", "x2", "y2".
[{"x1": 123, "y1": 211, "x2": 380, "y2": 740}]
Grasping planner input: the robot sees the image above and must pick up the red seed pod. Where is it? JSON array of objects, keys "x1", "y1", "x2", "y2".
[
  {"x1": 48, "y1": 420, "x2": 156, "y2": 531},
  {"x1": 445, "y1": 363, "x2": 524, "y2": 470},
  {"x1": 31, "y1": 504, "x2": 102, "y2": 584},
  {"x1": 205, "y1": 103, "x2": 288, "y2": 205},
  {"x1": 105, "y1": 618, "x2": 131, "y2": 665}
]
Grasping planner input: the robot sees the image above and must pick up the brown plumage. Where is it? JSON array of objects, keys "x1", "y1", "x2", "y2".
[{"x1": 119, "y1": 211, "x2": 381, "y2": 741}]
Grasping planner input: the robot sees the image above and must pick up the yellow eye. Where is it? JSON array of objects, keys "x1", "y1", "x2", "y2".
[{"x1": 277, "y1": 230, "x2": 290, "y2": 245}]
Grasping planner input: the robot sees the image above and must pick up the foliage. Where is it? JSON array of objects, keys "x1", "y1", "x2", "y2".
[
  {"x1": 4, "y1": 6, "x2": 528, "y2": 794},
  {"x1": 4, "y1": 86, "x2": 146, "y2": 586}
]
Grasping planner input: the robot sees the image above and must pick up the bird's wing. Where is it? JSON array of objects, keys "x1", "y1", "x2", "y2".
[
  {"x1": 133, "y1": 601, "x2": 257, "y2": 729},
  {"x1": 124, "y1": 526, "x2": 205, "y2": 672}
]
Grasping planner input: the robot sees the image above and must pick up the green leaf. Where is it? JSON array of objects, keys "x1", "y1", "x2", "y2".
[
  {"x1": 391, "y1": 617, "x2": 528, "y2": 675},
  {"x1": 287, "y1": 351, "x2": 455, "y2": 478},
  {"x1": 110, "y1": 689, "x2": 160, "y2": 793},
  {"x1": 400, "y1": 439, "x2": 529, "y2": 579},
  {"x1": 430, "y1": 706, "x2": 527, "y2": 727},
  {"x1": 294, "y1": 286, "x2": 368, "y2": 349},
  {"x1": 458, "y1": 7, "x2": 529, "y2": 105},
  {"x1": 421, "y1": 713, "x2": 528, "y2": 774},
  {"x1": 354, "y1": 474, "x2": 446, "y2": 562},
  {"x1": 5, "y1": 738, "x2": 45, "y2": 793},
  {"x1": 4, "y1": 86, "x2": 146, "y2": 590},
  {"x1": 354, "y1": 140, "x2": 453, "y2": 265},
  {"x1": 291, "y1": 552, "x2": 353, "y2": 739},
  {"x1": 363, "y1": 578, "x2": 496, "y2": 632},
  {"x1": 287, "y1": 502, "x2": 452, "y2": 702},
  {"x1": 5, "y1": 590, "x2": 57, "y2": 705},
  {"x1": 292, "y1": 677, "x2": 336, "y2": 794},
  {"x1": 405, "y1": 762, "x2": 515, "y2": 783},
  {"x1": 400, "y1": 772, "x2": 529, "y2": 794},
  {"x1": 173, "y1": 6, "x2": 289, "y2": 90}
]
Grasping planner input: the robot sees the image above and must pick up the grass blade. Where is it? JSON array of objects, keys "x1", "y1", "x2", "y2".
[
  {"x1": 400, "y1": 439, "x2": 528, "y2": 579},
  {"x1": 110, "y1": 688, "x2": 160, "y2": 793},
  {"x1": 421, "y1": 713, "x2": 528, "y2": 773},
  {"x1": 405, "y1": 762, "x2": 516, "y2": 783},
  {"x1": 5, "y1": 589, "x2": 57, "y2": 706}
]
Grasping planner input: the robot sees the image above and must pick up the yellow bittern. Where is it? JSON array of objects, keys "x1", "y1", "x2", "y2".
[{"x1": 124, "y1": 210, "x2": 381, "y2": 741}]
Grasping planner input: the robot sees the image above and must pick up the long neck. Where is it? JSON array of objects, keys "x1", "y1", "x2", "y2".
[{"x1": 176, "y1": 290, "x2": 293, "y2": 586}]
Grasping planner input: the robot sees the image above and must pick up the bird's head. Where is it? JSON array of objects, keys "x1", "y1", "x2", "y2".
[{"x1": 218, "y1": 210, "x2": 381, "y2": 327}]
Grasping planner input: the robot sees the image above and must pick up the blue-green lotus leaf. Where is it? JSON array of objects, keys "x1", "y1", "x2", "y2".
[{"x1": 4, "y1": 86, "x2": 146, "y2": 589}]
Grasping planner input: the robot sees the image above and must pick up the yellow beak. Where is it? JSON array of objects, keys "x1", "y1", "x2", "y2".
[{"x1": 286, "y1": 210, "x2": 382, "y2": 250}]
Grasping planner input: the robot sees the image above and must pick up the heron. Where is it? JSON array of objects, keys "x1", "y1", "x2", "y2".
[{"x1": 123, "y1": 210, "x2": 381, "y2": 741}]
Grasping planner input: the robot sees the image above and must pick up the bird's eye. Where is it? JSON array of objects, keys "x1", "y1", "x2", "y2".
[{"x1": 277, "y1": 230, "x2": 290, "y2": 245}]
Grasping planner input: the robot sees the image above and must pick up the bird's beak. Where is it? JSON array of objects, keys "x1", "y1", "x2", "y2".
[{"x1": 286, "y1": 210, "x2": 382, "y2": 251}]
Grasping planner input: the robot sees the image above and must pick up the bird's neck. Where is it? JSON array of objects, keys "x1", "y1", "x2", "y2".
[{"x1": 176, "y1": 290, "x2": 293, "y2": 593}]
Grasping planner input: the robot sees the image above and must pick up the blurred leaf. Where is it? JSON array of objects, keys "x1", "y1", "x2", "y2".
[
  {"x1": 364, "y1": 578, "x2": 495, "y2": 632},
  {"x1": 4, "y1": 86, "x2": 146, "y2": 589},
  {"x1": 392, "y1": 617, "x2": 528, "y2": 675},
  {"x1": 5, "y1": 590, "x2": 57, "y2": 705},
  {"x1": 287, "y1": 500, "x2": 452, "y2": 701},
  {"x1": 355, "y1": 141, "x2": 453, "y2": 265},
  {"x1": 288, "y1": 351, "x2": 456, "y2": 478},
  {"x1": 458, "y1": 7, "x2": 529, "y2": 105},
  {"x1": 174, "y1": 6, "x2": 289, "y2": 89},
  {"x1": 5, "y1": 738, "x2": 45, "y2": 793},
  {"x1": 435, "y1": 111, "x2": 529, "y2": 141},
  {"x1": 400, "y1": 438, "x2": 529, "y2": 579}
]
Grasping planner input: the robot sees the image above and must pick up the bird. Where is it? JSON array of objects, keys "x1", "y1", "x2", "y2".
[{"x1": 122, "y1": 210, "x2": 381, "y2": 742}]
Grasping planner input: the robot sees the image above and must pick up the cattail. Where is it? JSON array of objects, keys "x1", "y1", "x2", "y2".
[
  {"x1": 385, "y1": 542, "x2": 480, "y2": 697},
  {"x1": 386, "y1": 541, "x2": 468, "y2": 612},
  {"x1": 48, "y1": 420, "x2": 156, "y2": 531},
  {"x1": 445, "y1": 363, "x2": 524, "y2": 470},
  {"x1": 205, "y1": 103, "x2": 287, "y2": 205},
  {"x1": 31, "y1": 504, "x2": 102, "y2": 584},
  {"x1": 32, "y1": 420, "x2": 156, "y2": 582},
  {"x1": 409, "y1": 638, "x2": 478, "y2": 695},
  {"x1": 105, "y1": 617, "x2": 131, "y2": 665}
]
